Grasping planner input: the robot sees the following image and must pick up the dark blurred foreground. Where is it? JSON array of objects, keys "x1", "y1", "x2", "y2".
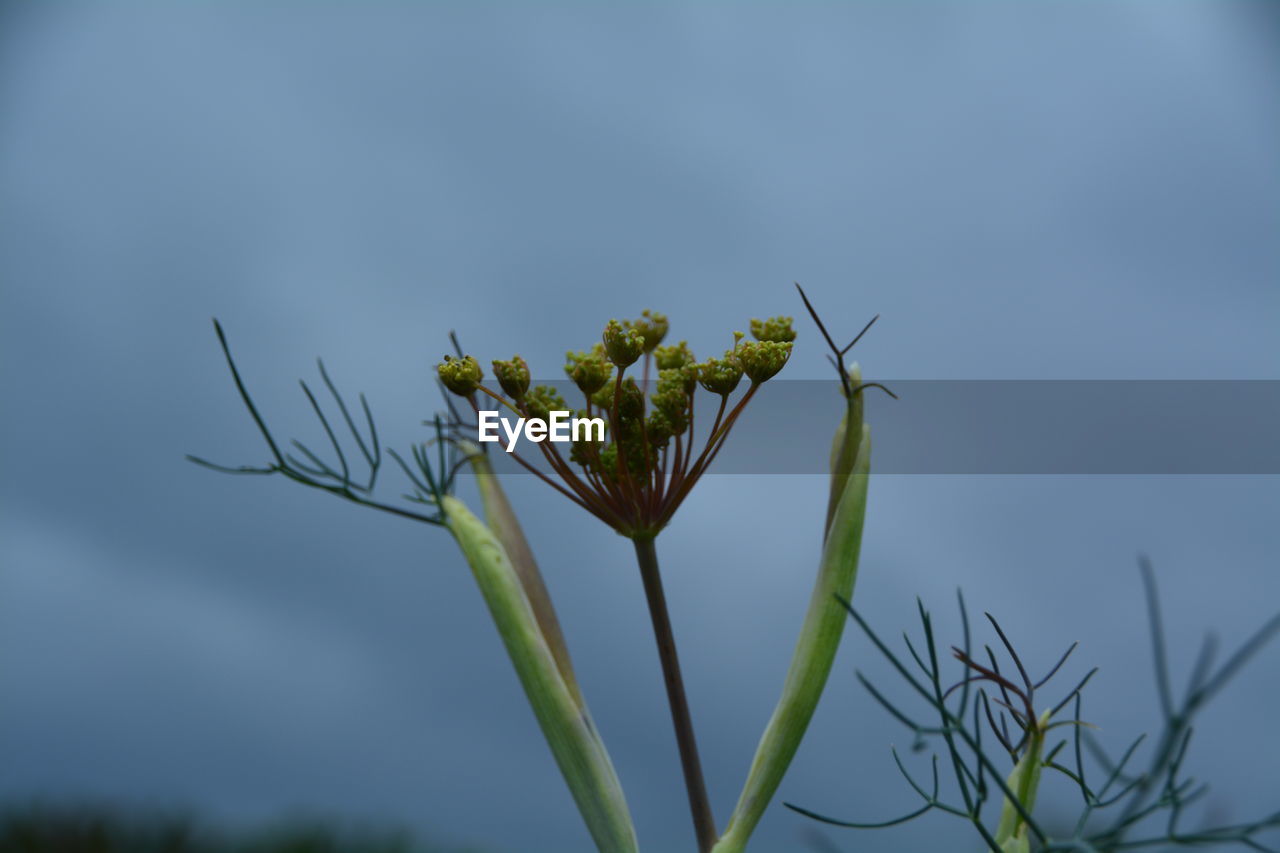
[{"x1": 0, "y1": 807, "x2": 481, "y2": 853}]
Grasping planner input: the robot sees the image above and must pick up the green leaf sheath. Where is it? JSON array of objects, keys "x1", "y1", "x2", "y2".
[
  {"x1": 441, "y1": 496, "x2": 638, "y2": 853},
  {"x1": 995, "y1": 710, "x2": 1048, "y2": 851},
  {"x1": 713, "y1": 424, "x2": 872, "y2": 853},
  {"x1": 825, "y1": 366, "x2": 864, "y2": 539},
  {"x1": 467, "y1": 449, "x2": 584, "y2": 709}
]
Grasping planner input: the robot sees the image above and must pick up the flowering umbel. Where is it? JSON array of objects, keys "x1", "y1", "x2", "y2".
[
  {"x1": 436, "y1": 311, "x2": 794, "y2": 538},
  {"x1": 491, "y1": 355, "x2": 530, "y2": 399},
  {"x1": 437, "y1": 354, "x2": 484, "y2": 396}
]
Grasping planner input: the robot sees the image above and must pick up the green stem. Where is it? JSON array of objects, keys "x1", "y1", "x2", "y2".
[{"x1": 633, "y1": 535, "x2": 717, "y2": 853}]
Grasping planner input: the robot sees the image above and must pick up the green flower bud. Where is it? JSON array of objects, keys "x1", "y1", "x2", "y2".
[
  {"x1": 615, "y1": 432, "x2": 649, "y2": 476},
  {"x1": 737, "y1": 340, "x2": 793, "y2": 384},
  {"x1": 437, "y1": 354, "x2": 483, "y2": 396},
  {"x1": 645, "y1": 409, "x2": 675, "y2": 448},
  {"x1": 596, "y1": 443, "x2": 619, "y2": 478},
  {"x1": 569, "y1": 409, "x2": 608, "y2": 468},
  {"x1": 491, "y1": 355, "x2": 530, "y2": 399},
  {"x1": 654, "y1": 340, "x2": 695, "y2": 370},
  {"x1": 616, "y1": 377, "x2": 645, "y2": 421},
  {"x1": 750, "y1": 316, "x2": 797, "y2": 343},
  {"x1": 565, "y1": 349, "x2": 614, "y2": 396},
  {"x1": 697, "y1": 353, "x2": 744, "y2": 396},
  {"x1": 594, "y1": 441, "x2": 646, "y2": 480},
  {"x1": 652, "y1": 369, "x2": 692, "y2": 434},
  {"x1": 667, "y1": 364, "x2": 699, "y2": 394},
  {"x1": 602, "y1": 319, "x2": 645, "y2": 368},
  {"x1": 649, "y1": 385, "x2": 689, "y2": 436},
  {"x1": 524, "y1": 385, "x2": 568, "y2": 423},
  {"x1": 632, "y1": 310, "x2": 669, "y2": 352},
  {"x1": 590, "y1": 376, "x2": 644, "y2": 422},
  {"x1": 570, "y1": 439, "x2": 598, "y2": 470}
]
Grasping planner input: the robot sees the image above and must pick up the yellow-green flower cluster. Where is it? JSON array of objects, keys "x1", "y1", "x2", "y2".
[
  {"x1": 631, "y1": 309, "x2": 669, "y2": 352},
  {"x1": 565, "y1": 346, "x2": 613, "y2": 395},
  {"x1": 750, "y1": 315, "x2": 797, "y2": 343},
  {"x1": 654, "y1": 340, "x2": 694, "y2": 370},
  {"x1": 737, "y1": 340, "x2": 793, "y2": 384},
  {"x1": 524, "y1": 385, "x2": 567, "y2": 423},
  {"x1": 433, "y1": 308, "x2": 796, "y2": 537},
  {"x1": 491, "y1": 355, "x2": 530, "y2": 399},
  {"x1": 438, "y1": 354, "x2": 484, "y2": 396},
  {"x1": 603, "y1": 319, "x2": 645, "y2": 367}
]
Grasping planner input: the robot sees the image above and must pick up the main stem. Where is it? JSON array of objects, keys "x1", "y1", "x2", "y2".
[{"x1": 633, "y1": 535, "x2": 717, "y2": 853}]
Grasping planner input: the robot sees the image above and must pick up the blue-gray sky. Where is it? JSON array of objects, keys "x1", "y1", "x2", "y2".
[{"x1": 1, "y1": 4, "x2": 1277, "y2": 852}]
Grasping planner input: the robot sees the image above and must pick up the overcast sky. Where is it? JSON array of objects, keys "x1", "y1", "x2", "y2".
[{"x1": 2, "y1": 4, "x2": 1278, "y2": 852}]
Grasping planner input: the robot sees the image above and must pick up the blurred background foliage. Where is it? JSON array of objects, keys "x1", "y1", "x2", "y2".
[{"x1": 0, "y1": 807, "x2": 478, "y2": 853}]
